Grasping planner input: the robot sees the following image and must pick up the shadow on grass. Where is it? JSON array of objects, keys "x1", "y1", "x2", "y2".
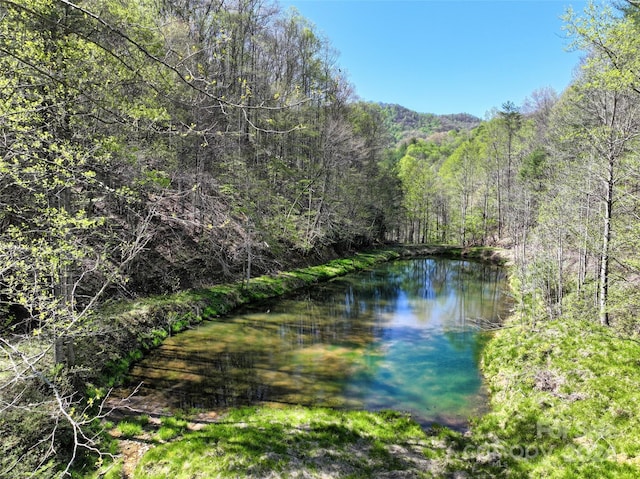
[{"x1": 133, "y1": 407, "x2": 436, "y2": 478}]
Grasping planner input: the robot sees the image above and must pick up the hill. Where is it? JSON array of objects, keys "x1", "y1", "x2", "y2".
[{"x1": 378, "y1": 103, "x2": 481, "y2": 145}]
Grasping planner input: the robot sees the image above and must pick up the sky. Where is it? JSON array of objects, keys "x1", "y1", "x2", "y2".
[{"x1": 277, "y1": 0, "x2": 592, "y2": 118}]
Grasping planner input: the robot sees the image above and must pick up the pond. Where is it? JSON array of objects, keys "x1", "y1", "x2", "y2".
[{"x1": 123, "y1": 257, "x2": 511, "y2": 429}]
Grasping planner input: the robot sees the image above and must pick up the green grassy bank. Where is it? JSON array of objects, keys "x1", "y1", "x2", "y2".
[
  {"x1": 465, "y1": 317, "x2": 640, "y2": 478},
  {"x1": 124, "y1": 407, "x2": 439, "y2": 479}
]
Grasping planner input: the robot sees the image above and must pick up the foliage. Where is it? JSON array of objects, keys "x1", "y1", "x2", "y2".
[
  {"x1": 378, "y1": 102, "x2": 481, "y2": 145},
  {"x1": 395, "y1": 135, "x2": 462, "y2": 243}
]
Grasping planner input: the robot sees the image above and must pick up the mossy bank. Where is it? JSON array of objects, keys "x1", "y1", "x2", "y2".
[{"x1": 467, "y1": 316, "x2": 640, "y2": 477}]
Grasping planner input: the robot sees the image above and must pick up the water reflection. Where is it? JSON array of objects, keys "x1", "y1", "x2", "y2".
[{"x1": 124, "y1": 258, "x2": 510, "y2": 429}]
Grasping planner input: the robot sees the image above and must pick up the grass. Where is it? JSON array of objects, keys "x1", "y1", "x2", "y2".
[
  {"x1": 155, "y1": 416, "x2": 189, "y2": 442},
  {"x1": 115, "y1": 416, "x2": 149, "y2": 438},
  {"x1": 463, "y1": 317, "x2": 640, "y2": 478},
  {"x1": 116, "y1": 421, "x2": 144, "y2": 439},
  {"x1": 132, "y1": 406, "x2": 445, "y2": 479}
]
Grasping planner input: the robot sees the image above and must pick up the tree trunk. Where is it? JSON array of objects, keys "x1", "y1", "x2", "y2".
[{"x1": 599, "y1": 156, "x2": 614, "y2": 327}]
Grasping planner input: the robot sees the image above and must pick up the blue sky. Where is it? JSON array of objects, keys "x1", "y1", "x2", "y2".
[{"x1": 277, "y1": 0, "x2": 591, "y2": 118}]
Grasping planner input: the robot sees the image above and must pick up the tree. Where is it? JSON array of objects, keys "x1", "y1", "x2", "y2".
[
  {"x1": 563, "y1": 1, "x2": 640, "y2": 326},
  {"x1": 0, "y1": 0, "x2": 185, "y2": 474},
  {"x1": 564, "y1": 1, "x2": 640, "y2": 96},
  {"x1": 498, "y1": 101, "x2": 523, "y2": 198},
  {"x1": 439, "y1": 135, "x2": 485, "y2": 245},
  {"x1": 397, "y1": 139, "x2": 457, "y2": 243}
]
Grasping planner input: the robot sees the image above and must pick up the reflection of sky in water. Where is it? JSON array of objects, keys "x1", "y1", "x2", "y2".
[
  {"x1": 125, "y1": 258, "x2": 510, "y2": 430},
  {"x1": 349, "y1": 280, "x2": 488, "y2": 426}
]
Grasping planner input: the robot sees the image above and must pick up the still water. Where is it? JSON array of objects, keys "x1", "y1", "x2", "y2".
[{"x1": 126, "y1": 258, "x2": 510, "y2": 429}]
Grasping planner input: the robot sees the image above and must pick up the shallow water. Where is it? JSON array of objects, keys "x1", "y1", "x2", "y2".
[{"x1": 125, "y1": 258, "x2": 510, "y2": 429}]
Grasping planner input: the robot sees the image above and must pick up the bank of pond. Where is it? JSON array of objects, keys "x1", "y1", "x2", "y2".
[{"x1": 92, "y1": 246, "x2": 640, "y2": 478}]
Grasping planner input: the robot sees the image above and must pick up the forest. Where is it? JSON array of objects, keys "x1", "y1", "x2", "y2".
[{"x1": 2, "y1": 0, "x2": 640, "y2": 477}]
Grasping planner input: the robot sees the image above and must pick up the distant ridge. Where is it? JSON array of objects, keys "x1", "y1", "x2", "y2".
[{"x1": 377, "y1": 103, "x2": 481, "y2": 145}]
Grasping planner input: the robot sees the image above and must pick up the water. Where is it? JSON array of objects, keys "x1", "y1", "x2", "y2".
[{"x1": 124, "y1": 258, "x2": 510, "y2": 429}]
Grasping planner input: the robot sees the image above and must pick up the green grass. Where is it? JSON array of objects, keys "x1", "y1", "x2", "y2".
[
  {"x1": 155, "y1": 416, "x2": 189, "y2": 442},
  {"x1": 466, "y1": 317, "x2": 640, "y2": 478},
  {"x1": 84, "y1": 460, "x2": 125, "y2": 479},
  {"x1": 116, "y1": 421, "x2": 145, "y2": 439},
  {"x1": 114, "y1": 415, "x2": 149, "y2": 439},
  {"x1": 133, "y1": 407, "x2": 444, "y2": 479}
]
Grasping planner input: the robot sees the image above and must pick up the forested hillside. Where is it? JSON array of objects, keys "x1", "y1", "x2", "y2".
[
  {"x1": 2, "y1": 0, "x2": 640, "y2": 477},
  {"x1": 0, "y1": 0, "x2": 407, "y2": 306},
  {"x1": 378, "y1": 103, "x2": 481, "y2": 145}
]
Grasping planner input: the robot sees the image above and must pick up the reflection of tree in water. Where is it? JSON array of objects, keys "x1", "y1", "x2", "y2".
[
  {"x1": 126, "y1": 346, "x2": 267, "y2": 409},
  {"x1": 273, "y1": 277, "x2": 405, "y2": 348},
  {"x1": 123, "y1": 258, "x2": 511, "y2": 420},
  {"x1": 373, "y1": 259, "x2": 510, "y2": 352},
  {"x1": 389, "y1": 258, "x2": 507, "y2": 302}
]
